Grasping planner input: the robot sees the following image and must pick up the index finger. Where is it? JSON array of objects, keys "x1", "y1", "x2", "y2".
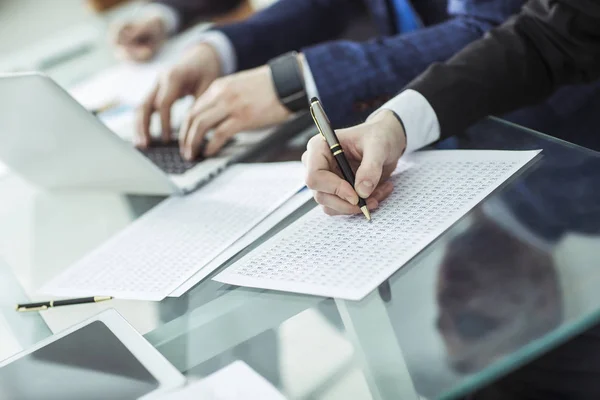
[
  {"x1": 156, "y1": 86, "x2": 177, "y2": 143},
  {"x1": 136, "y1": 85, "x2": 159, "y2": 148},
  {"x1": 304, "y1": 137, "x2": 358, "y2": 205}
]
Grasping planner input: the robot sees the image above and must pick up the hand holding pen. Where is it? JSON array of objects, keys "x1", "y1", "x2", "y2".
[{"x1": 304, "y1": 98, "x2": 405, "y2": 217}]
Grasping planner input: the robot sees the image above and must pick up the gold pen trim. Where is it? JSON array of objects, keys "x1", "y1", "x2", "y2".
[
  {"x1": 330, "y1": 143, "x2": 341, "y2": 150},
  {"x1": 360, "y1": 206, "x2": 372, "y2": 221},
  {"x1": 94, "y1": 296, "x2": 113, "y2": 303},
  {"x1": 332, "y1": 149, "x2": 344, "y2": 156},
  {"x1": 16, "y1": 305, "x2": 48, "y2": 312}
]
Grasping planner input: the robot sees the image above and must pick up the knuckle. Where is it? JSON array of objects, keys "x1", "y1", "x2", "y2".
[
  {"x1": 182, "y1": 113, "x2": 193, "y2": 127},
  {"x1": 192, "y1": 116, "x2": 207, "y2": 131},
  {"x1": 210, "y1": 78, "x2": 228, "y2": 93},
  {"x1": 323, "y1": 207, "x2": 336, "y2": 216},
  {"x1": 333, "y1": 181, "x2": 345, "y2": 198},
  {"x1": 305, "y1": 174, "x2": 318, "y2": 190},
  {"x1": 307, "y1": 135, "x2": 324, "y2": 151},
  {"x1": 212, "y1": 129, "x2": 228, "y2": 142},
  {"x1": 314, "y1": 191, "x2": 327, "y2": 205},
  {"x1": 237, "y1": 103, "x2": 252, "y2": 120},
  {"x1": 154, "y1": 96, "x2": 165, "y2": 109},
  {"x1": 164, "y1": 68, "x2": 180, "y2": 82},
  {"x1": 301, "y1": 151, "x2": 308, "y2": 165}
]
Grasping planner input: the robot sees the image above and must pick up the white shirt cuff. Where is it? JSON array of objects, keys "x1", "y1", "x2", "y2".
[
  {"x1": 300, "y1": 56, "x2": 319, "y2": 100},
  {"x1": 196, "y1": 31, "x2": 237, "y2": 76},
  {"x1": 372, "y1": 89, "x2": 441, "y2": 153},
  {"x1": 142, "y1": 3, "x2": 181, "y2": 34}
]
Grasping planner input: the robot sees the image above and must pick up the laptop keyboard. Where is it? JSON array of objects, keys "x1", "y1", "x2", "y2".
[{"x1": 138, "y1": 141, "x2": 200, "y2": 175}]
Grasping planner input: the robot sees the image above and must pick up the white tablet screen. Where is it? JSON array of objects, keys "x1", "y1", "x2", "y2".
[{"x1": 0, "y1": 321, "x2": 159, "y2": 400}]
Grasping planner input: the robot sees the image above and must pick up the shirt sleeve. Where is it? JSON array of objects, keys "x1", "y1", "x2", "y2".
[
  {"x1": 300, "y1": 55, "x2": 320, "y2": 100},
  {"x1": 404, "y1": 0, "x2": 600, "y2": 138},
  {"x1": 373, "y1": 89, "x2": 440, "y2": 153},
  {"x1": 196, "y1": 31, "x2": 238, "y2": 76},
  {"x1": 141, "y1": 3, "x2": 181, "y2": 34}
]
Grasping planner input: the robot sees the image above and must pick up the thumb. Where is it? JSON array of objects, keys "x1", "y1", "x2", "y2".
[{"x1": 355, "y1": 137, "x2": 386, "y2": 198}]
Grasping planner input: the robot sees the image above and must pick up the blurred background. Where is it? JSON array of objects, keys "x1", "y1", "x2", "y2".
[{"x1": 0, "y1": 0, "x2": 275, "y2": 85}]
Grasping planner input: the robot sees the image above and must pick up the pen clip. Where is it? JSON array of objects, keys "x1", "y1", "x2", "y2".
[
  {"x1": 309, "y1": 103, "x2": 327, "y2": 142},
  {"x1": 16, "y1": 305, "x2": 48, "y2": 312}
]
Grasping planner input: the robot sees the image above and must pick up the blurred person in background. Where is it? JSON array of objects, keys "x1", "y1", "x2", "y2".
[
  {"x1": 112, "y1": 0, "x2": 247, "y2": 62},
  {"x1": 436, "y1": 137, "x2": 600, "y2": 398}
]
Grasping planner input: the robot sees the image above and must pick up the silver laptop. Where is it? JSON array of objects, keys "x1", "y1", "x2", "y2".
[{"x1": 0, "y1": 72, "x2": 280, "y2": 195}]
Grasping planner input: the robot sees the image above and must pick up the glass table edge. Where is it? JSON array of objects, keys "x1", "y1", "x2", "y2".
[{"x1": 438, "y1": 306, "x2": 600, "y2": 399}]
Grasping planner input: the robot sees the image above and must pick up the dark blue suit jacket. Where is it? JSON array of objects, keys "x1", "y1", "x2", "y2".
[
  {"x1": 216, "y1": 0, "x2": 600, "y2": 147},
  {"x1": 215, "y1": 0, "x2": 525, "y2": 124}
]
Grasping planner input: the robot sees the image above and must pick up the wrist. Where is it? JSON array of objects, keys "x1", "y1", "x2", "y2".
[
  {"x1": 371, "y1": 109, "x2": 407, "y2": 158},
  {"x1": 268, "y1": 51, "x2": 308, "y2": 113},
  {"x1": 186, "y1": 43, "x2": 223, "y2": 77}
]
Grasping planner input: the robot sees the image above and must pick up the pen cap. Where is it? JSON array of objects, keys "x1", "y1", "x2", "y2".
[{"x1": 309, "y1": 98, "x2": 338, "y2": 146}]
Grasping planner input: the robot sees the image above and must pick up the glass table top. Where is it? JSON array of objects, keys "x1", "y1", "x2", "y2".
[{"x1": 1, "y1": 116, "x2": 600, "y2": 400}]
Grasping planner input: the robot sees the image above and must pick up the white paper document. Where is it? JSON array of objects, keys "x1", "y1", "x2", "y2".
[
  {"x1": 155, "y1": 361, "x2": 286, "y2": 400},
  {"x1": 170, "y1": 188, "x2": 314, "y2": 297},
  {"x1": 41, "y1": 163, "x2": 306, "y2": 301},
  {"x1": 67, "y1": 24, "x2": 212, "y2": 142},
  {"x1": 215, "y1": 150, "x2": 541, "y2": 301},
  {"x1": 68, "y1": 62, "x2": 195, "y2": 142},
  {"x1": 69, "y1": 62, "x2": 161, "y2": 111},
  {"x1": 68, "y1": 23, "x2": 211, "y2": 111}
]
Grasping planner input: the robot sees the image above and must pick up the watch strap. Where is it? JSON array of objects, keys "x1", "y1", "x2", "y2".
[{"x1": 268, "y1": 52, "x2": 308, "y2": 112}]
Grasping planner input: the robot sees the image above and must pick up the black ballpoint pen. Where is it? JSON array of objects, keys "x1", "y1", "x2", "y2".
[
  {"x1": 16, "y1": 296, "x2": 113, "y2": 312},
  {"x1": 309, "y1": 97, "x2": 371, "y2": 221}
]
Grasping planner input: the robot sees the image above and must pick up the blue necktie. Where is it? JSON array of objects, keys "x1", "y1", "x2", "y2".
[{"x1": 391, "y1": 0, "x2": 421, "y2": 33}]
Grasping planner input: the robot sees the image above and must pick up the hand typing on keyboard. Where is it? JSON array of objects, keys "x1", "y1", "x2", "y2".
[
  {"x1": 138, "y1": 138, "x2": 235, "y2": 175},
  {"x1": 137, "y1": 141, "x2": 201, "y2": 175},
  {"x1": 137, "y1": 44, "x2": 222, "y2": 148},
  {"x1": 176, "y1": 65, "x2": 290, "y2": 161},
  {"x1": 137, "y1": 44, "x2": 291, "y2": 162}
]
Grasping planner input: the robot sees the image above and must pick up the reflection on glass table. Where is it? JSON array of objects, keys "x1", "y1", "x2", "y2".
[{"x1": 1, "y1": 117, "x2": 600, "y2": 400}]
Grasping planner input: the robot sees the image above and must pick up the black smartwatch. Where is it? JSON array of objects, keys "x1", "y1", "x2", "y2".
[{"x1": 268, "y1": 51, "x2": 308, "y2": 112}]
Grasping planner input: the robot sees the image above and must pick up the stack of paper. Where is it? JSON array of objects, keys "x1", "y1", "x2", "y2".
[
  {"x1": 41, "y1": 163, "x2": 307, "y2": 301},
  {"x1": 170, "y1": 188, "x2": 313, "y2": 297},
  {"x1": 155, "y1": 361, "x2": 286, "y2": 400},
  {"x1": 67, "y1": 24, "x2": 213, "y2": 142},
  {"x1": 215, "y1": 150, "x2": 541, "y2": 301}
]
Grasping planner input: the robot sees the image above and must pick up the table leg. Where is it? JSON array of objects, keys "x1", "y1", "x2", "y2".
[
  {"x1": 335, "y1": 288, "x2": 420, "y2": 400},
  {"x1": 145, "y1": 289, "x2": 321, "y2": 372}
]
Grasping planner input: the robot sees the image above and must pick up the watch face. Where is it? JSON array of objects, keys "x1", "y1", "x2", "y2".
[{"x1": 269, "y1": 52, "x2": 308, "y2": 112}]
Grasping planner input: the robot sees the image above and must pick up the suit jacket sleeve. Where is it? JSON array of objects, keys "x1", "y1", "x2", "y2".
[
  {"x1": 404, "y1": 0, "x2": 600, "y2": 138},
  {"x1": 214, "y1": 0, "x2": 364, "y2": 71},
  {"x1": 303, "y1": 16, "x2": 503, "y2": 128},
  {"x1": 154, "y1": 0, "x2": 243, "y2": 30}
]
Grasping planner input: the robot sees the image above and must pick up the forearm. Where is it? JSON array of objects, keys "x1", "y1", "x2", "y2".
[
  {"x1": 303, "y1": 16, "x2": 498, "y2": 127},
  {"x1": 215, "y1": 0, "x2": 363, "y2": 71},
  {"x1": 406, "y1": 0, "x2": 600, "y2": 138}
]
